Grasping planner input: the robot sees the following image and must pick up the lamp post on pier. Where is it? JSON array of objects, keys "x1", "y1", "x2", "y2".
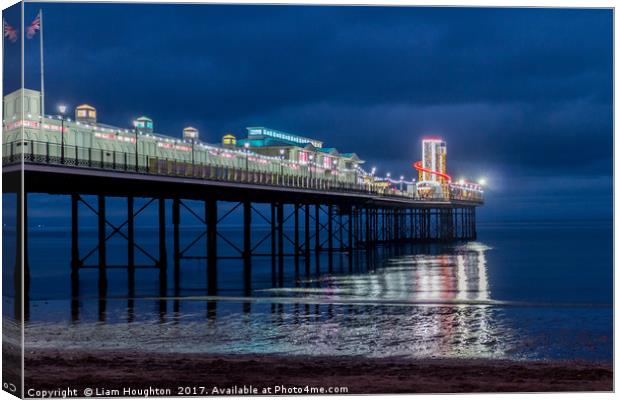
[
  {"x1": 244, "y1": 142, "x2": 250, "y2": 181},
  {"x1": 58, "y1": 105, "x2": 67, "y2": 164},
  {"x1": 191, "y1": 138, "x2": 195, "y2": 165},
  {"x1": 279, "y1": 148, "x2": 285, "y2": 184},
  {"x1": 370, "y1": 166, "x2": 376, "y2": 193},
  {"x1": 132, "y1": 120, "x2": 139, "y2": 171},
  {"x1": 332, "y1": 158, "x2": 338, "y2": 188},
  {"x1": 309, "y1": 154, "x2": 314, "y2": 187}
]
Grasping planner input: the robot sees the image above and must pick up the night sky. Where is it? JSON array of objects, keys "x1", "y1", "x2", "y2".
[{"x1": 3, "y1": 3, "x2": 613, "y2": 222}]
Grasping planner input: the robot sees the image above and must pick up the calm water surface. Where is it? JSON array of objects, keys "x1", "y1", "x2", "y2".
[{"x1": 4, "y1": 218, "x2": 613, "y2": 362}]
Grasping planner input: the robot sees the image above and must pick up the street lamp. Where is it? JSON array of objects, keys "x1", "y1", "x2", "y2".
[
  {"x1": 279, "y1": 148, "x2": 285, "y2": 182},
  {"x1": 400, "y1": 175, "x2": 404, "y2": 191},
  {"x1": 369, "y1": 167, "x2": 377, "y2": 193},
  {"x1": 58, "y1": 105, "x2": 67, "y2": 163},
  {"x1": 244, "y1": 142, "x2": 250, "y2": 181},
  {"x1": 132, "y1": 120, "x2": 139, "y2": 171},
  {"x1": 191, "y1": 138, "x2": 195, "y2": 165},
  {"x1": 309, "y1": 154, "x2": 314, "y2": 185}
]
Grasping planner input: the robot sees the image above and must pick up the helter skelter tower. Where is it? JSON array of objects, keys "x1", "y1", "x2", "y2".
[{"x1": 414, "y1": 138, "x2": 452, "y2": 198}]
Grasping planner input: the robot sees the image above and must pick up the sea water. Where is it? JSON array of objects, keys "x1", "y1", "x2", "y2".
[{"x1": 3, "y1": 200, "x2": 612, "y2": 361}]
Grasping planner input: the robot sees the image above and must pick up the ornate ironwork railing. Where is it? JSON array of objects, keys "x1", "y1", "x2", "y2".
[{"x1": 2, "y1": 139, "x2": 483, "y2": 204}]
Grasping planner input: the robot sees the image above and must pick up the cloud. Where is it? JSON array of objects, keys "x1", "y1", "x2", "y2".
[{"x1": 16, "y1": 4, "x2": 612, "y2": 221}]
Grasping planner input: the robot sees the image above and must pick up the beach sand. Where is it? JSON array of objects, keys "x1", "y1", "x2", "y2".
[{"x1": 23, "y1": 349, "x2": 612, "y2": 395}]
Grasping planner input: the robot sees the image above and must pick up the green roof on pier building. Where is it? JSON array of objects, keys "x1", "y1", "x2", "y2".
[
  {"x1": 236, "y1": 126, "x2": 364, "y2": 168},
  {"x1": 242, "y1": 127, "x2": 324, "y2": 148}
]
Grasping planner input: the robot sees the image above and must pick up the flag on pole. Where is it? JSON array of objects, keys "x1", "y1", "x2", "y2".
[
  {"x1": 3, "y1": 20, "x2": 17, "y2": 43},
  {"x1": 26, "y1": 12, "x2": 41, "y2": 39}
]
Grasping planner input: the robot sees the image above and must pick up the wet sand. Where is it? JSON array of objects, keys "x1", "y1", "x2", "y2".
[{"x1": 24, "y1": 349, "x2": 612, "y2": 395}]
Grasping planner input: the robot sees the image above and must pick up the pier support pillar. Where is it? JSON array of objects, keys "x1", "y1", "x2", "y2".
[
  {"x1": 472, "y1": 207, "x2": 477, "y2": 239},
  {"x1": 394, "y1": 209, "x2": 400, "y2": 242},
  {"x1": 364, "y1": 208, "x2": 370, "y2": 246},
  {"x1": 348, "y1": 207, "x2": 353, "y2": 251},
  {"x1": 277, "y1": 203, "x2": 284, "y2": 282},
  {"x1": 315, "y1": 204, "x2": 321, "y2": 252},
  {"x1": 14, "y1": 190, "x2": 31, "y2": 322},
  {"x1": 96, "y1": 195, "x2": 107, "y2": 322},
  {"x1": 270, "y1": 203, "x2": 276, "y2": 284},
  {"x1": 71, "y1": 194, "x2": 80, "y2": 300},
  {"x1": 158, "y1": 198, "x2": 168, "y2": 296},
  {"x1": 294, "y1": 203, "x2": 300, "y2": 261},
  {"x1": 243, "y1": 201, "x2": 252, "y2": 293},
  {"x1": 460, "y1": 208, "x2": 465, "y2": 240},
  {"x1": 97, "y1": 195, "x2": 107, "y2": 297},
  {"x1": 426, "y1": 208, "x2": 432, "y2": 241},
  {"x1": 328, "y1": 204, "x2": 334, "y2": 253},
  {"x1": 172, "y1": 198, "x2": 180, "y2": 294},
  {"x1": 206, "y1": 198, "x2": 217, "y2": 294},
  {"x1": 128, "y1": 196, "x2": 135, "y2": 295},
  {"x1": 304, "y1": 204, "x2": 311, "y2": 258},
  {"x1": 70, "y1": 194, "x2": 79, "y2": 321},
  {"x1": 409, "y1": 209, "x2": 414, "y2": 241},
  {"x1": 383, "y1": 208, "x2": 388, "y2": 243}
]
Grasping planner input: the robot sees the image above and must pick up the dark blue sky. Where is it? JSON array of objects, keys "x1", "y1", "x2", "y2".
[{"x1": 5, "y1": 3, "x2": 613, "y2": 221}]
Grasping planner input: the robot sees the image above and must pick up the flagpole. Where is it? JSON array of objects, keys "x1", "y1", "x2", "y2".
[
  {"x1": 2, "y1": 18, "x2": 5, "y2": 123},
  {"x1": 39, "y1": 9, "x2": 44, "y2": 133}
]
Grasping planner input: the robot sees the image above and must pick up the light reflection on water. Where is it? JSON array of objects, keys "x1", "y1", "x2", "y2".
[
  {"x1": 259, "y1": 242, "x2": 491, "y2": 303},
  {"x1": 22, "y1": 240, "x2": 612, "y2": 361}
]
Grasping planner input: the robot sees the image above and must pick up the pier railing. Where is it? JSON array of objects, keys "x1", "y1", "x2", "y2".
[{"x1": 2, "y1": 139, "x2": 483, "y2": 203}]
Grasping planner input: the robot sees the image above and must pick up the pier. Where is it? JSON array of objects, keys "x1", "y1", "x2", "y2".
[{"x1": 2, "y1": 89, "x2": 483, "y2": 322}]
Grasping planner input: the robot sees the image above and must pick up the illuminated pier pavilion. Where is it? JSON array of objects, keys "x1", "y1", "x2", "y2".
[
  {"x1": 3, "y1": 89, "x2": 368, "y2": 189},
  {"x1": 3, "y1": 88, "x2": 483, "y2": 321}
]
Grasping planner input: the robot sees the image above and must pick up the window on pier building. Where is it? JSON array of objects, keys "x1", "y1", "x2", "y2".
[
  {"x1": 298, "y1": 151, "x2": 308, "y2": 164},
  {"x1": 323, "y1": 156, "x2": 332, "y2": 169}
]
